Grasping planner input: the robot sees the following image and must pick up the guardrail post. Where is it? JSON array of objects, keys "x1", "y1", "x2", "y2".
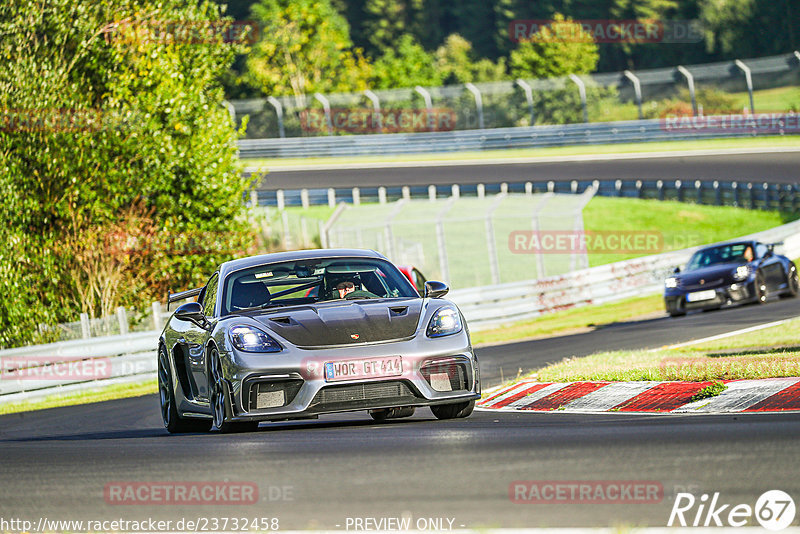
[
  {"x1": 402, "y1": 186, "x2": 411, "y2": 200},
  {"x1": 328, "y1": 188, "x2": 336, "y2": 208},
  {"x1": 713, "y1": 181, "x2": 721, "y2": 205},
  {"x1": 414, "y1": 86, "x2": 435, "y2": 132},
  {"x1": 428, "y1": 185, "x2": 437, "y2": 202},
  {"x1": 451, "y1": 184, "x2": 460, "y2": 199},
  {"x1": 570, "y1": 180, "x2": 578, "y2": 193},
  {"x1": 477, "y1": 183, "x2": 485, "y2": 199},
  {"x1": 676, "y1": 66, "x2": 697, "y2": 116},
  {"x1": 734, "y1": 60, "x2": 755, "y2": 114},
  {"x1": 763, "y1": 182, "x2": 770, "y2": 211},
  {"x1": 276, "y1": 189, "x2": 285, "y2": 210},
  {"x1": 515, "y1": 79, "x2": 535, "y2": 126},
  {"x1": 465, "y1": 83, "x2": 484, "y2": 129},
  {"x1": 152, "y1": 301, "x2": 163, "y2": 331},
  {"x1": 363, "y1": 89, "x2": 382, "y2": 131},
  {"x1": 352, "y1": 187, "x2": 361, "y2": 206},
  {"x1": 635, "y1": 180, "x2": 643, "y2": 198},
  {"x1": 747, "y1": 182, "x2": 754, "y2": 209},
  {"x1": 313, "y1": 93, "x2": 334, "y2": 136},
  {"x1": 378, "y1": 186, "x2": 387, "y2": 204},
  {"x1": 657, "y1": 180, "x2": 664, "y2": 201},
  {"x1": 547, "y1": 181, "x2": 554, "y2": 193},
  {"x1": 267, "y1": 96, "x2": 285, "y2": 138},
  {"x1": 568, "y1": 74, "x2": 589, "y2": 123},
  {"x1": 623, "y1": 70, "x2": 643, "y2": 120},
  {"x1": 80, "y1": 312, "x2": 90, "y2": 339},
  {"x1": 300, "y1": 188, "x2": 310, "y2": 209},
  {"x1": 116, "y1": 307, "x2": 129, "y2": 336},
  {"x1": 732, "y1": 181, "x2": 739, "y2": 206},
  {"x1": 525, "y1": 182, "x2": 533, "y2": 195},
  {"x1": 615, "y1": 179, "x2": 622, "y2": 196},
  {"x1": 795, "y1": 51, "x2": 800, "y2": 64},
  {"x1": 501, "y1": 182, "x2": 509, "y2": 193},
  {"x1": 675, "y1": 180, "x2": 683, "y2": 202},
  {"x1": 695, "y1": 180, "x2": 702, "y2": 203}
]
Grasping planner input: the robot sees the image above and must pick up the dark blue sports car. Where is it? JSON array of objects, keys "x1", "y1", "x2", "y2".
[{"x1": 664, "y1": 241, "x2": 798, "y2": 317}]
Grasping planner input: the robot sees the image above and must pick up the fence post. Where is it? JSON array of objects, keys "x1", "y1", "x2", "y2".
[
  {"x1": 747, "y1": 182, "x2": 754, "y2": 209},
  {"x1": 568, "y1": 74, "x2": 589, "y2": 123},
  {"x1": 116, "y1": 307, "x2": 129, "y2": 336},
  {"x1": 623, "y1": 70, "x2": 643, "y2": 120},
  {"x1": 328, "y1": 188, "x2": 336, "y2": 208},
  {"x1": 732, "y1": 181, "x2": 739, "y2": 207},
  {"x1": 501, "y1": 182, "x2": 509, "y2": 193},
  {"x1": 80, "y1": 312, "x2": 90, "y2": 339},
  {"x1": 313, "y1": 93, "x2": 334, "y2": 136},
  {"x1": 363, "y1": 89, "x2": 382, "y2": 131},
  {"x1": 516, "y1": 79, "x2": 535, "y2": 126},
  {"x1": 615, "y1": 179, "x2": 622, "y2": 196},
  {"x1": 571, "y1": 180, "x2": 578, "y2": 193},
  {"x1": 525, "y1": 182, "x2": 533, "y2": 195},
  {"x1": 675, "y1": 180, "x2": 683, "y2": 202},
  {"x1": 281, "y1": 210, "x2": 292, "y2": 248},
  {"x1": 734, "y1": 60, "x2": 755, "y2": 114},
  {"x1": 402, "y1": 186, "x2": 411, "y2": 200},
  {"x1": 713, "y1": 181, "x2": 721, "y2": 206},
  {"x1": 635, "y1": 180, "x2": 642, "y2": 198},
  {"x1": 547, "y1": 181, "x2": 554, "y2": 193},
  {"x1": 485, "y1": 193, "x2": 507, "y2": 285},
  {"x1": 428, "y1": 185, "x2": 437, "y2": 202},
  {"x1": 451, "y1": 184, "x2": 460, "y2": 199},
  {"x1": 276, "y1": 189, "x2": 285, "y2": 210},
  {"x1": 414, "y1": 86, "x2": 435, "y2": 132},
  {"x1": 695, "y1": 180, "x2": 702, "y2": 204},
  {"x1": 266, "y1": 96, "x2": 285, "y2": 138},
  {"x1": 465, "y1": 83, "x2": 484, "y2": 129},
  {"x1": 152, "y1": 301, "x2": 163, "y2": 331},
  {"x1": 676, "y1": 66, "x2": 697, "y2": 116},
  {"x1": 477, "y1": 183, "x2": 485, "y2": 199},
  {"x1": 300, "y1": 188, "x2": 310, "y2": 209},
  {"x1": 352, "y1": 187, "x2": 361, "y2": 206},
  {"x1": 249, "y1": 190, "x2": 259, "y2": 208},
  {"x1": 378, "y1": 186, "x2": 387, "y2": 204},
  {"x1": 657, "y1": 179, "x2": 664, "y2": 201}
]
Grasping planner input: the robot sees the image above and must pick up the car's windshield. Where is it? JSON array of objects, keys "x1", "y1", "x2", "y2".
[
  {"x1": 221, "y1": 257, "x2": 418, "y2": 315},
  {"x1": 686, "y1": 243, "x2": 753, "y2": 271}
]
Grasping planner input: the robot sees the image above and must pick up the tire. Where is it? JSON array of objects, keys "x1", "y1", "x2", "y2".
[
  {"x1": 754, "y1": 272, "x2": 767, "y2": 304},
  {"x1": 369, "y1": 406, "x2": 415, "y2": 421},
  {"x1": 431, "y1": 400, "x2": 474, "y2": 420},
  {"x1": 158, "y1": 345, "x2": 212, "y2": 434},
  {"x1": 780, "y1": 264, "x2": 799, "y2": 299},
  {"x1": 667, "y1": 298, "x2": 686, "y2": 317},
  {"x1": 208, "y1": 347, "x2": 259, "y2": 434}
]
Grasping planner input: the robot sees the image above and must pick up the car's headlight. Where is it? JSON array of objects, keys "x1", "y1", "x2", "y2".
[
  {"x1": 733, "y1": 265, "x2": 750, "y2": 281},
  {"x1": 426, "y1": 306, "x2": 463, "y2": 338},
  {"x1": 665, "y1": 277, "x2": 679, "y2": 289},
  {"x1": 229, "y1": 325, "x2": 282, "y2": 353}
]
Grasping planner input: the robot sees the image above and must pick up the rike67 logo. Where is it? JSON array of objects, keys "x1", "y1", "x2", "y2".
[{"x1": 669, "y1": 490, "x2": 796, "y2": 530}]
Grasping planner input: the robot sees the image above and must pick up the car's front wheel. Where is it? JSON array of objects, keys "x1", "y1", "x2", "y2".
[
  {"x1": 208, "y1": 347, "x2": 259, "y2": 434},
  {"x1": 430, "y1": 400, "x2": 475, "y2": 420},
  {"x1": 158, "y1": 345, "x2": 212, "y2": 434}
]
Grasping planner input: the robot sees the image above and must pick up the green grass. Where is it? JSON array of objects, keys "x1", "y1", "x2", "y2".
[
  {"x1": 691, "y1": 381, "x2": 728, "y2": 402},
  {"x1": 242, "y1": 135, "x2": 800, "y2": 167},
  {"x1": 533, "y1": 317, "x2": 800, "y2": 382},
  {"x1": 729, "y1": 86, "x2": 800, "y2": 113},
  {"x1": 0, "y1": 379, "x2": 157, "y2": 415},
  {"x1": 582, "y1": 197, "x2": 795, "y2": 266},
  {"x1": 471, "y1": 293, "x2": 663, "y2": 346}
]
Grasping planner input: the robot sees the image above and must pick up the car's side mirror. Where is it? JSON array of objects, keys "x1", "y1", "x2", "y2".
[
  {"x1": 175, "y1": 302, "x2": 206, "y2": 325},
  {"x1": 424, "y1": 281, "x2": 449, "y2": 298},
  {"x1": 673, "y1": 267, "x2": 681, "y2": 274}
]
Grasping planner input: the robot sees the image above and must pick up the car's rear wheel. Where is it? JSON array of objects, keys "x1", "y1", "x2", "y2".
[
  {"x1": 754, "y1": 272, "x2": 768, "y2": 304},
  {"x1": 780, "y1": 264, "x2": 799, "y2": 298},
  {"x1": 158, "y1": 345, "x2": 212, "y2": 434},
  {"x1": 430, "y1": 400, "x2": 475, "y2": 420},
  {"x1": 369, "y1": 406, "x2": 415, "y2": 421},
  {"x1": 208, "y1": 347, "x2": 259, "y2": 434}
]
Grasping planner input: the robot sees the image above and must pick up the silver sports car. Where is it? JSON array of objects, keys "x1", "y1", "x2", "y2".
[{"x1": 158, "y1": 249, "x2": 480, "y2": 433}]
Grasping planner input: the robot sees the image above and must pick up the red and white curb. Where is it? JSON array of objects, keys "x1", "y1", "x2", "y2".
[{"x1": 477, "y1": 377, "x2": 800, "y2": 413}]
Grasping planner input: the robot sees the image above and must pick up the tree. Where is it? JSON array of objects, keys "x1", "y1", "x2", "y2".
[
  {"x1": 509, "y1": 13, "x2": 599, "y2": 79},
  {"x1": 435, "y1": 34, "x2": 506, "y2": 84},
  {"x1": 0, "y1": 0, "x2": 253, "y2": 347},
  {"x1": 370, "y1": 34, "x2": 441, "y2": 89},
  {"x1": 246, "y1": 0, "x2": 371, "y2": 101}
]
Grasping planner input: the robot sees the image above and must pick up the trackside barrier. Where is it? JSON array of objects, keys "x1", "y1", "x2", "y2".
[{"x1": 1, "y1": 220, "x2": 799, "y2": 404}]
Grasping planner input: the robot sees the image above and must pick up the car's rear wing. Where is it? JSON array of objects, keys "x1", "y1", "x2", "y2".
[
  {"x1": 166, "y1": 287, "x2": 202, "y2": 311},
  {"x1": 768, "y1": 241, "x2": 784, "y2": 251}
]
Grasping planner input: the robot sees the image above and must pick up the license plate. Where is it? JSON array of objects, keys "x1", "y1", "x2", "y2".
[
  {"x1": 324, "y1": 356, "x2": 403, "y2": 382},
  {"x1": 687, "y1": 289, "x2": 716, "y2": 302}
]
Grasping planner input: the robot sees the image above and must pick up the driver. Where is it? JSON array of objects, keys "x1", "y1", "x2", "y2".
[
  {"x1": 743, "y1": 245, "x2": 754, "y2": 262},
  {"x1": 336, "y1": 280, "x2": 356, "y2": 299}
]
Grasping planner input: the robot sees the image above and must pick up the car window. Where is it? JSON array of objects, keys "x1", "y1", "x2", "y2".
[
  {"x1": 686, "y1": 243, "x2": 750, "y2": 270},
  {"x1": 756, "y1": 243, "x2": 768, "y2": 258},
  {"x1": 201, "y1": 273, "x2": 219, "y2": 317},
  {"x1": 221, "y1": 258, "x2": 418, "y2": 315}
]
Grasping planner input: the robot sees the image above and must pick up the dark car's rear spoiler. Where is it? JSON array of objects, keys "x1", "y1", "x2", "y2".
[
  {"x1": 768, "y1": 241, "x2": 784, "y2": 251},
  {"x1": 167, "y1": 288, "x2": 202, "y2": 311}
]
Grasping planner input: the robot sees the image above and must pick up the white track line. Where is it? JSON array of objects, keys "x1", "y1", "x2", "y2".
[{"x1": 661, "y1": 316, "x2": 800, "y2": 350}]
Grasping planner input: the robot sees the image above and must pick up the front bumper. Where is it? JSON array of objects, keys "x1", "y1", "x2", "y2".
[
  {"x1": 665, "y1": 279, "x2": 756, "y2": 312},
  {"x1": 218, "y1": 333, "x2": 480, "y2": 422}
]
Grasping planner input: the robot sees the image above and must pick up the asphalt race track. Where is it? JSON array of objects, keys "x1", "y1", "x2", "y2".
[
  {"x1": 2, "y1": 299, "x2": 799, "y2": 529},
  {"x1": 258, "y1": 150, "x2": 800, "y2": 190}
]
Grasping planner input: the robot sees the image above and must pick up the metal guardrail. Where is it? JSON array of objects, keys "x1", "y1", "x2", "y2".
[
  {"x1": 2, "y1": 203, "x2": 800, "y2": 404},
  {"x1": 238, "y1": 116, "x2": 799, "y2": 159}
]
